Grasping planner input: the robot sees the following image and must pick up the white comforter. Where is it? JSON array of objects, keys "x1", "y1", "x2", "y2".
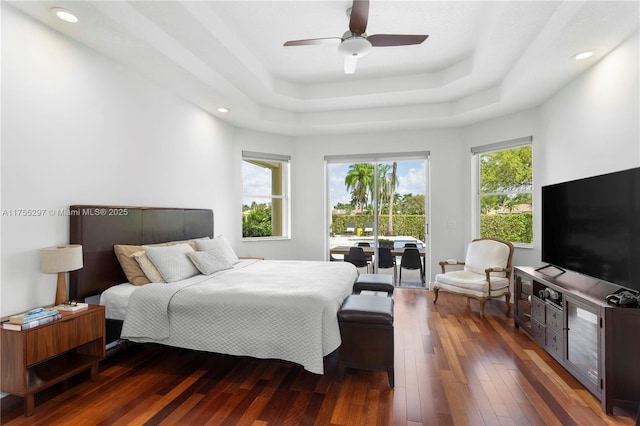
[{"x1": 120, "y1": 260, "x2": 357, "y2": 374}]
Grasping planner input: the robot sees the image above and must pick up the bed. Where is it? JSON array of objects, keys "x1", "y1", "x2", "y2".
[{"x1": 68, "y1": 205, "x2": 357, "y2": 374}]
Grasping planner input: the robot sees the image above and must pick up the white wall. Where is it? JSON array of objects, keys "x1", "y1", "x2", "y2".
[
  {"x1": 540, "y1": 31, "x2": 640, "y2": 185},
  {"x1": 1, "y1": 5, "x2": 237, "y2": 315}
]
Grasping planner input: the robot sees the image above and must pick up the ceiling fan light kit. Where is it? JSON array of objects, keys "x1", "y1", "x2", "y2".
[
  {"x1": 339, "y1": 32, "x2": 372, "y2": 74},
  {"x1": 338, "y1": 32, "x2": 372, "y2": 58},
  {"x1": 283, "y1": 0, "x2": 428, "y2": 75}
]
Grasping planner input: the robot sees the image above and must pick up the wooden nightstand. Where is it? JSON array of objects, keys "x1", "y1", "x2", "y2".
[{"x1": 1, "y1": 304, "x2": 105, "y2": 416}]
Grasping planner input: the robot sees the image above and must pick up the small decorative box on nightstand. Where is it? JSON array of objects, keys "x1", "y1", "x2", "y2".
[{"x1": 1, "y1": 304, "x2": 105, "y2": 416}]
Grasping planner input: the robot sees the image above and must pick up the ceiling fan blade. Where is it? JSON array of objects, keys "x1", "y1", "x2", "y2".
[
  {"x1": 349, "y1": 0, "x2": 369, "y2": 34},
  {"x1": 344, "y1": 56, "x2": 358, "y2": 74},
  {"x1": 283, "y1": 37, "x2": 341, "y2": 47},
  {"x1": 368, "y1": 34, "x2": 429, "y2": 47}
]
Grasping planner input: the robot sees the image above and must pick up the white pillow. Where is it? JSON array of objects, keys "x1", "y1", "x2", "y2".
[
  {"x1": 187, "y1": 248, "x2": 233, "y2": 275},
  {"x1": 132, "y1": 251, "x2": 165, "y2": 283},
  {"x1": 195, "y1": 235, "x2": 239, "y2": 264},
  {"x1": 143, "y1": 243, "x2": 199, "y2": 282}
]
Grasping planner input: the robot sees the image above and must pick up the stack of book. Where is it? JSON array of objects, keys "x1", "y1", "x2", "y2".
[{"x1": 3, "y1": 307, "x2": 61, "y2": 331}]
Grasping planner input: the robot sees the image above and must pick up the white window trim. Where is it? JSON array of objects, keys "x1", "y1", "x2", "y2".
[
  {"x1": 471, "y1": 137, "x2": 533, "y2": 247},
  {"x1": 242, "y1": 151, "x2": 291, "y2": 240}
]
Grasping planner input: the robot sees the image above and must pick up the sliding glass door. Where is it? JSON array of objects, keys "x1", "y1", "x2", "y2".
[{"x1": 326, "y1": 152, "x2": 429, "y2": 287}]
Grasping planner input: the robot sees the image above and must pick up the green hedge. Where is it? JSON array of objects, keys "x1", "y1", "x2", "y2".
[
  {"x1": 480, "y1": 213, "x2": 532, "y2": 244},
  {"x1": 333, "y1": 213, "x2": 532, "y2": 244},
  {"x1": 332, "y1": 214, "x2": 425, "y2": 241}
]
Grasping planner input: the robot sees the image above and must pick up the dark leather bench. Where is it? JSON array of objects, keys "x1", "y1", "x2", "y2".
[
  {"x1": 337, "y1": 294, "x2": 394, "y2": 387},
  {"x1": 353, "y1": 273, "x2": 394, "y2": 296}
]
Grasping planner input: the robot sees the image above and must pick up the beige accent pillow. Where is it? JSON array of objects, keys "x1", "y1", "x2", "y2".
[
  {"x1": 114, "y1": 238, "x2": 204, "y2": 285},
  {"x1": 132, "y1": 251, "x2": 165, "y2": 283}
]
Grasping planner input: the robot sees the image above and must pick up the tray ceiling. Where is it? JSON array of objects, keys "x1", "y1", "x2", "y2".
[{"x1": 9, "y1": 1, "x2": 639, "y2": 135}]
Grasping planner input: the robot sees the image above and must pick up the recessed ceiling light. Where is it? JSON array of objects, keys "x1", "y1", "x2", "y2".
[
  {"x1": 217, "y1": 107, "x2": 230, "y2": 113},
  {"x1": 572, "y1": 50, "x2": 594, "y2": 61},
  {"x1": 51, "y1": 7, "x2": 79, "y2": 23}
]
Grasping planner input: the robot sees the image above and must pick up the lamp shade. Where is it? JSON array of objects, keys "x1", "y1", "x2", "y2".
[{"x1": 41, "y1": 245, "x2": 83, "y2": 273}]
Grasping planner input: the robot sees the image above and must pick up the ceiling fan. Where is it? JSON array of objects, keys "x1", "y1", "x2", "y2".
[{"x1": 283, "y1": 0, "x2": 428, "y2": 74}]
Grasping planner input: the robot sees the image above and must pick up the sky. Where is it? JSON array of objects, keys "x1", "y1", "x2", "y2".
[
  {"x1": 328, "y1": 160, "x2": 426, "y2": 207},
  {"x1": 243, "y1": 159, "x2": 426, "y2": 207},
  {"x1": 242, "y1": 161, "x2": 272, "y2": 201}
]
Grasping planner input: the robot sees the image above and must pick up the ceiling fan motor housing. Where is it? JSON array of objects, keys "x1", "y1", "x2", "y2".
[{"x1": 339, "y1": 31, "x2": 372, "y2": 57}]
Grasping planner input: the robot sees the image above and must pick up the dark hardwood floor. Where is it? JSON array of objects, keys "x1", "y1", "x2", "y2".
[{"x1": 1, "y1": 288, "x2": 637, "y2": 425}]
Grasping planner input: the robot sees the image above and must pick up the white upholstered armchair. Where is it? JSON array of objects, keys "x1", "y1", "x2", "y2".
[{"x1": 433, "y1": 238, "x2": 514, "y2": 319}]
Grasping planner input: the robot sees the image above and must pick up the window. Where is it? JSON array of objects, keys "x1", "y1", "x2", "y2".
[
  {"x1": 473, "y1": 138, "x2": 532, "y2": 246},
  {"x1": 242, "y1": 151, "x2": 290, "y2": 239},
  {"x1": 325, "y1": 151, "x2": 430, "y2": 279}
]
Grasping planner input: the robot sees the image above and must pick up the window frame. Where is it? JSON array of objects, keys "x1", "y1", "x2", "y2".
[
  {"x1": 241, "y1": 151, "x2": 291, "y2": 241},
  {"x1": 472, "y1": 137, "x2": 533, "y2": 248}
]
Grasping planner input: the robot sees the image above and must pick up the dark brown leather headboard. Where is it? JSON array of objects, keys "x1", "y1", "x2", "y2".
[{"x1": 68, "y1": 205, "x2": 214, "y2": 300}]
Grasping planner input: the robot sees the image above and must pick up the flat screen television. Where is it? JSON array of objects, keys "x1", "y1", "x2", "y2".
[{"x1": 541, "y1": 167, "x2": 640, "y2": 293}]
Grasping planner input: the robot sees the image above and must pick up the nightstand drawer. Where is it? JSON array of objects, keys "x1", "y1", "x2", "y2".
[
  {"x1": 25, "y1": 309, "x2": 103, "y2": 366},
  {"x1": 25, "y1": 324, "x2": 66, "y2": 365},
  {"x1": 67, "y1": 310, "x2": 103, "y2": 348}
]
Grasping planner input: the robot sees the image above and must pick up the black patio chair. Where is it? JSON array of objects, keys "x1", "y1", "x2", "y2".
[
  {"x1": 377, "y1": 247, "x2": 397, "y2": 284},
  {"x1": 346, "y1": 246, "x2": 370, "y2": 273},
  {"x1": 399, "y1": 248, "x2": 424, "y2": 286},
  {"x1": 358, "y1": 242, "x2": 373, "y2": 263}
]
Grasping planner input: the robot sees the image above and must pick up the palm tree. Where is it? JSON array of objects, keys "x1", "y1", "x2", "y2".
[
  {"x1": 387, "y1": 162, "x2": 398, "y2": 235},
  {"x1": 345, "y1": 163, "x2": 374, "y2": 211},
  {"x1": 377, "y1": 164, "x2": 391, "y2": 213}
]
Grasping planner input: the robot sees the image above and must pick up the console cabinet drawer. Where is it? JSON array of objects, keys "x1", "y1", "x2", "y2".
[
  {"x1": 546, "y1": 304, "x2": 562, "y2": 333},
  {"x1": 532, "y1": 319, "x2": 545, "y2": 346},
  {"x1": 546, "y1": 328, "x2": 562, "y2": 360},
  {"x1": 531, "y1": 296, "x2": 546, "y2": 323}
]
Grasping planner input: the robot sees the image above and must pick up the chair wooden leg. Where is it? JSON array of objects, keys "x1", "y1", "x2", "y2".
[
  {"x1": 466, "y1": 297, "x2": 471, "y2": 310},
  {"x1": 505, "y1": 292, "x2": 512, "y2": 317},
  {"x1": 433, "y1": 286, "x2": 439, "y2": 303},
  {"x1": 479, "y1": 298, "x2": 486, "y2": 319}
]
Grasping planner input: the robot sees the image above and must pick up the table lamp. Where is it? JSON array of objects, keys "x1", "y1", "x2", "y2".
[{"x1": 40, "y1": 244, "x2": 83, "y2": 305}]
